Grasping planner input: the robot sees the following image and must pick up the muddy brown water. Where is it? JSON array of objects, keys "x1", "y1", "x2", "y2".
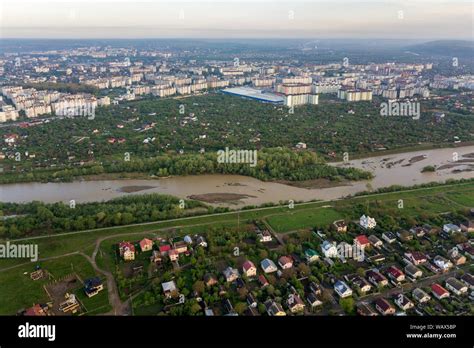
[{"x1": 1, "y1": 146, "x2": 473, "y2": 208}]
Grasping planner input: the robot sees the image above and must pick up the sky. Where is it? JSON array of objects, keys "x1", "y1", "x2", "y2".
[{"x1": 0, "y1": 0, "x2": 473, "y2": 40}]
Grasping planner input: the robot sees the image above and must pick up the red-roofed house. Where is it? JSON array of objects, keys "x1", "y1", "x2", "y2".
[
  {"x1": 354, "y1": 235, "x2": 371, "y2": 249},
  {"x1": 259, "y1": 274, "x2": 269, "y2": 287},
  {"x1": 159, "y1": 244, "x2": 171, "y2": 255},
  {"x1": 278, "y1": 256, "x2": 293, "y2": 269},
  {"x1": 119, "y1": 242, "x2": 135, "y2": 261},
  {"x1": 374, "y1": 298, "x2": 395, "y2": 316},
  {"x1": 405, "y1": 251, "x2": 427, "y2": 265},
  {"x1": 4, "y1": 133, "x2": 19, "y2": 145},
  {"x1": 242, "y1": 260, "x2": 257, "y2": 277},
  {"x1": 139, "y1": 238, "x2": 153, "y2": 252},
  {"x1": 386, "y1": 266, "x2": 405, "y2": 283},
  {"x1": 431, "y1": 283, "x2": 450, "y2": 300},
  {"x1": 24, "y1": 304, "x2": 47, "y2": 316}
]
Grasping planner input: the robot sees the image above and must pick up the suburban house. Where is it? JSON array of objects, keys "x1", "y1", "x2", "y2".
[
  {"x1": 307, "y1": 293, "x2": 323, "y2": 308},
  {"x1": 368, "y1": 235, "x2": 383, "y2": 248},
  {"x1": 460, "y1": 220, "x2": 474, "y2": 233},
  {"x1": 404, "y1": 264, "x2": 423, "y2": 279},
  {"x1": 150, "y1": 250, "x2": 162, "y2": 264},
  {"x1": 354, "y1": 235, "x2": 371, "y2": 250},
  {"x1": 84, "y1": 277, "x2": 104, "y2": 298},
  {"x1": 278, "y1": 256, "x2": 294, "y2": 269},
  {"x1": 159, "y1": 244, "x2": 171, "y2": 255},
  {"x1": 247, "y1": 293, "x2": 257, "y2": 308},
  {"x1": 309, "y1": 281, "x2": 322, "y2": 295},
  {"x1": 409, "y1": 226, "x2": 426, "y2": 238},
  {"x1": 242, "y1": 260, "x2": 257, "y2": 277},
  {"x1": 223, "y1": 299, "x2": 235, "y2": 315},
  {"x1": 162, "y1": 280, "x2": 177, "y2": 298},
  {"x1": 257, "y1": 230, "x2": 273, "y2": 242},
  {"x1": 431, "y1": 283, "x2": 450, "y2": 300},
  {"x1": 374, "y1": 298, "x2": 396, "y2": 316},
  {"x1": 168, "y1": 249, "x2": 179, "y2": 262},
  {"x1": 386, "y1": 266, "x2": 405, "y2": 283},
  {"x1": 382, "y1": 232, "x2": 397, "y2": 244},
  {"x1": 421, "y1": 224, "x2": 438, "y2": 235},
  {"x1": 261, "y1": 258, "x2": 278, "y2": 273},
  {"x1": 333, "y1": 220, "x2": 348, "y2": 233},
  {"x1": 118, "y1": 241, "x2": 135, "y2": 261},
  {"x1": 287, "y1": 293, "x2": 305, "y2": 313},
  {"x1": 264, "y1": 299, "x2": 286, "y2": 316},
  {"x1": 456, "y1": 242, "x2": 474, "y2": 259},
  {"x1": 139, "y1": 238, "x2": 153, "y2": 252},
  {"x1": 447, "y1": 248, "x2": 467, "y2": 265},
  {"x1": 412, "y1": 288, "x2": 431, "y2": 303},
  {"x1": 321, "y1": 241, "x2": 338, "y2": 258},
  {"x1": 445, "y1": 277, "x2": 468, "y2": 296},
  {"x1": 172, "y1": 240, "x2": 188, "y2": 254},
  {"x1": 304, "y1": 249, "x2": 320, "y2": 263},
  {"x1": 258, "y1": 274, "x2": 269, "y2": 287},
  {"x1": 443, "y1": 223, "x2": 461, "y2": 234},
  {"x1": 433, "y1": 255, "x2": 453, "y2": 272},
  {"x1": 460, "y1": 273, "x2": 474, "y2": 290},
  {"x1": 367, "y1": 269, "x2": 388, "y2": 287},
  {"x1": 404, "y1": 251, "x2": 427, "y2": 265},
  {"x1": 24, "y1": 304, "x2": 48, "y2": 316},
  {"x1": 357, "y1": 302, "x2": 378, "y2": 316},
  {"x1": 203, "y1": 273, "x2": 218, "y2": 287},
  {"x1": 334, "y1": 280, "x2": 353, "y2": 298},
  {"x1": 394, "y1": 294, "x2": 414, "y2": 311},
  {"x1": 223, "y1": 267, "x2": 239, "y2": 282},
  {"x1": 360, "y1": 215, "x2": 377, "y2": 229},
  {"x1": 196, "y1": 236, "x2": 208, "y2": 248},
  {"x1": 346, "y1": 274, "x2": 372, "y2": 293}
]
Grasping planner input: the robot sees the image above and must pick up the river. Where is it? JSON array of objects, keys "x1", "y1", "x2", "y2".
[{"x1": 1, "y1": 146, "x2": 473, "y2": 208}]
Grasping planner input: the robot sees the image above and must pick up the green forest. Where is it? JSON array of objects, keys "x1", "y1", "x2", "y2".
[
  {"x1": 0, "y1": 93, "x2": 472, "y2": 184},
  {"x1": 0, "y1": 194, "x2": 211, "y2": 239}
]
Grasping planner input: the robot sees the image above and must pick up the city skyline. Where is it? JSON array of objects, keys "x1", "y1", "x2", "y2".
[{"x1": 1, "y1": 0, "x2": 473, "y2": 40}]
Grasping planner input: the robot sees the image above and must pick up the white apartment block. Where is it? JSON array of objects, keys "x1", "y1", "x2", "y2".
[{"x1": 284, "y1": 94, "x2": 319, "y2": 107}]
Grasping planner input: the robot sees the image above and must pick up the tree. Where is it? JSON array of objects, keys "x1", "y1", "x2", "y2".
[
  {"x1": 192, "y1": 280, "x2": 205, "y2": 294},
  {"x1": 298, "y1": 263, "x2": 311, "y2": 277},
  {"x1": 234, "y1": 302, "x2": 247, "y2": 315},
  {"x1": 339, "y1": 297, "x2": 355, "y2": 315}
]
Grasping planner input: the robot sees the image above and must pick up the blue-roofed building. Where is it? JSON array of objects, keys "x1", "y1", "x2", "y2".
[
  {"x1": 222, "y1": 87, "x2": 284, "y2": 104},
  {"x1": 334, "y1": 280, "x2": 353, "y2": 298},
  {"x1": 260, "y1": 258, "x2": 278, "y2": 273},
  {"x1": 84, "y1": 277, "x2": 104, "y2": 298}
]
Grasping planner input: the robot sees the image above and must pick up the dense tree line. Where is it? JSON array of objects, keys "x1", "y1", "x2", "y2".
[
  {"x1": 0, "y1": 147, "x2": 372, "y2": 184},
  {"x1": 0, "y1": 194, "x2": 214, "y2": 238}
]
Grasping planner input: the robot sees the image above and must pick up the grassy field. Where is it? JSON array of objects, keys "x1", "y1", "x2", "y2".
[
  {"x1": 266, "y1": 207, "x2": 343, "y2": 233},
  {"x1": 0, "y1": 254, "x2": 98, "y2": 315}
]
